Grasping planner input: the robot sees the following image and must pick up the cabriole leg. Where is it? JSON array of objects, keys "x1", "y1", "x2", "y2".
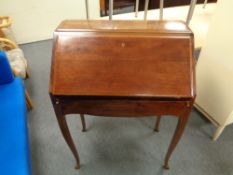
[
  {"x1": 154, "y1": 116, "x2": 161, "y2": 132},
  {"x1": 163, "y1": 111, "x2": 190, "y2": 169},
  {"x1": 80, "y1": 114, "x2": 86, "y2": 132},
  {"x1": 56, "y1": 114, "x2": 80, "y2": 169}
]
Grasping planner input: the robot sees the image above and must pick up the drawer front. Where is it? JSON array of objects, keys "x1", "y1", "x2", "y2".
[{"x1": 57, "y1": 97, "x2": 192, "y2": 117}]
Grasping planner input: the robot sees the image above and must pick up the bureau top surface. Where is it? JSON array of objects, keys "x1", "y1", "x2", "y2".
[
  {"x1": 50, "y1": 20, "x2": 195, "y2": 99},
  {"x1": 56, "y1": 20, "x2": 191, "y2": 34}
]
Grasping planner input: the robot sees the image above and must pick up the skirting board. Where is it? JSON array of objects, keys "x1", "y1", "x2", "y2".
[
  {"x1": 194, "y1": 103, "x2": 220, "y2": 127},
  {"x1": 194, "y1": 103, "x2": 226, "y2": 141}
]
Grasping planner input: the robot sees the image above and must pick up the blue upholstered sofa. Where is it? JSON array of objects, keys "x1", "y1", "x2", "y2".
[{"x1": 0, "y1": 51, "x2": 31, "y2": 175}]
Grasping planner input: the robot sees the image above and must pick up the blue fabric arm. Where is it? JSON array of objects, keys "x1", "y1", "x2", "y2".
[{"x1": 0, "y1": 51, "x2": 14, "y2": 85}]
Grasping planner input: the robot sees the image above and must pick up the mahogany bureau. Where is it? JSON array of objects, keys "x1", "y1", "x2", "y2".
[{"x1": 49, "y1": 20, "x2": 196, "y2": 170}]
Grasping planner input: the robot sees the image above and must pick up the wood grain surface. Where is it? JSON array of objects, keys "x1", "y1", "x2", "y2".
[{"x1": 50, "y1": 20, "x2": 195, "y2": 99}]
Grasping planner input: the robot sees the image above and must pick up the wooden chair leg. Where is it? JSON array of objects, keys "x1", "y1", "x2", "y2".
[
  {"x1": 25, "y1": 90, "x2": 33, "y2": 110},
  {"x1": 80, "y1": 114, "x2": 86, "y2": 132},
  {"x1": 25, "y1": 69, "x2": 30, "y2": 79},
  {"x1": 26, "y1": 98, "x2": 32, "y2": 110},
  {"x1": 26, "y1": 97, "x2": 29, "y2": 109},
  {"x1": 154, "y1": 116, "x2": 161, "y2": 132}
]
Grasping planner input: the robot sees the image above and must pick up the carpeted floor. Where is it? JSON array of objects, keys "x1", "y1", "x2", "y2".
[{"x1": 21, "y1": 40, "x2": 233, "y2": 175}]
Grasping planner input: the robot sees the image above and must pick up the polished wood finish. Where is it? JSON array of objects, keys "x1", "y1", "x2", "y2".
[
  {"x1": 50, "y1": 20, "x2": 195, "y2": 170},
  {"x1": 51, "y1": 20, "x2": 194, "y2": 97},
  {"x1": 55, "y1": 20, "x2": 191, "y2": 33},
  {"x1": 52, "y1": 98, "x2": 80, "y2": 169}
]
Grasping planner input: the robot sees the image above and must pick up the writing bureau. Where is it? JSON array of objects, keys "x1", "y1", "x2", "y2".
[{"x1": 49, "y1": 20, "x2": 196, "y2": 169}]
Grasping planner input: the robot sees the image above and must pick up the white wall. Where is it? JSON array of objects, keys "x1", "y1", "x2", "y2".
[{"x1": 0, "y1": 0, "x2": 100, "y2": 44}]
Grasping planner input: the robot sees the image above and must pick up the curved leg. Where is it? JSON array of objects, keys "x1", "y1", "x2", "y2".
[
  {"x1": 56, "y1": 114, "x2": 80, "y2": 169},
  {"x1": 213, "y1": 125, "x2": 225, "y2": 141},
  {"x1": 163, "y1": 111, "x2": 190, "y2": 169},
  {"x1": 154, "y1": 116, "x2": 161, "y2": 132},
  {"x1": 80, "y1": 114, "x2": 86, "y2": 132}
]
